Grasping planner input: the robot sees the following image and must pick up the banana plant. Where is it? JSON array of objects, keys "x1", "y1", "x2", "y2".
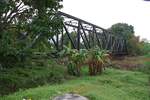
[
  {"x1": 87, "y1": 47, "x2": 111, "y2": 75},
  {"x1": 58, "y1": 46, "x2": 111, "y2": 76},
  {"x1": 69, "y1": 49, "x2": 87, "y2": 76},
  {"x1": 58, "y1": 46, "x2": 87, "y2": 76}
]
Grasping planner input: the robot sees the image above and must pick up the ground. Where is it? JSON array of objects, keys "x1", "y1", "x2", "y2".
[
  {"x1": 0, "y1": 68, "x2": 149, "y2": 100},
  {"x1": 112, "y1": 55, "x2": 150, "y2": 70}
]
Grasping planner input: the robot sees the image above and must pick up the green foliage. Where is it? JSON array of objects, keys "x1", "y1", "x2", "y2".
[
  {"x1": 67, "y1": 62, "x2": 77, "y2": 76},
  {"x1": 140, "y1": 42, "x2": 150, "y2": 55},
  {"x1": 108, "y1": 23, "x2": 134, "y2": 39},
  {"x1": 128, "y1": 38, "x2": 150, "y2": 55},
  {"x1": 59, "y1": 46, "x2": 87, "y2": 76},
  {"x1": 0, "y1": 31, "x2": 32, "y2": 68},
  {"x1": 127, "y1": 36, "x2": 143, "y2": 55},
  {"x1": 0, "y1": 0, "x2": 63, "y2": 68},
  {"x1": 88, "y1": 47, "x2": 109, "y2": 64},
  {"x1": 86, "y1": 47, "x2": 111, "y2": 75},
  {"x1": 0, "y1": 58, "x2": 67, "y2": 95}
]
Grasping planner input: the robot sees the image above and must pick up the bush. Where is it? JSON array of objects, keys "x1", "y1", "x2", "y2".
[
  {"x1": 140, "y1": 42, "x2": 150, "y2": 55},
  {"x1": 127, "y1": 36, "x2": 143, "y2": 55},
  {"x1": 0, "y1": 58, "x2": 67, "y2": 96}
]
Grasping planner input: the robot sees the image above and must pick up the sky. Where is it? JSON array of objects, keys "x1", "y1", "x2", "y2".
[{"x1": 61, "y1": 0, "x2": 150, "y2": 41}]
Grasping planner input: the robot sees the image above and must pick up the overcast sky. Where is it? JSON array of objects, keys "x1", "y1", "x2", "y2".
[{"x1": 61, "y1": 0, "x2": 150, "y2": 41}]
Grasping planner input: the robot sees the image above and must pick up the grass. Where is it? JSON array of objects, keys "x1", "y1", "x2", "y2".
[{"x1": 0, "y1": 68, "x2": 149, "y2": 100}]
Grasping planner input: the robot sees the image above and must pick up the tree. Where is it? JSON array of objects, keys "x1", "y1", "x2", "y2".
[
  {"x1": 0, "y1": 0, "x2": 63, "y2": 68},
  {"x1": 0, "y1": 0, "x2": 63, "y2": 43},
  {"x1": 108, "y1": 23, "x2": 134, "y2": 39}
]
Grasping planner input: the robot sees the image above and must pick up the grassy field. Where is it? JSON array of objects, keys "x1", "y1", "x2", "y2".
[{"x1": 0, "y1": 68, "x2": 149, "y2": 100}]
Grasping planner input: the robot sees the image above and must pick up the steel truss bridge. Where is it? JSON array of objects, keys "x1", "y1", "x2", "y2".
[{"x1": 50, "y1": 11, "x2": 128, "y2": 55}]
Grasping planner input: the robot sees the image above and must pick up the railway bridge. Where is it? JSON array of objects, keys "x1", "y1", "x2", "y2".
[{"x1": 50, "y1": 11, "x2": 128, "y2": 55}]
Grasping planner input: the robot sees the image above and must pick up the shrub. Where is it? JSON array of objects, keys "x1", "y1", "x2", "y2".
[{"x1": 0, "y1": 58, "x2": 67, "y2": 96}]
